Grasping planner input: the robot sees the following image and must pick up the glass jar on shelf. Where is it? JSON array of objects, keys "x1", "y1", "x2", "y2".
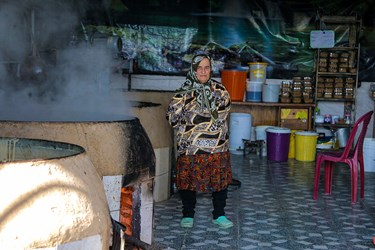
[
  {"x1": 324, "y1": 114, "x2": 332, "y2": 124},
  {"x1": 344, "y1": 113, "x2": 352, "y2": 124}
]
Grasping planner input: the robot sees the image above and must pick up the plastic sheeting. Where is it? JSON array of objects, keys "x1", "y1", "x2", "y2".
[
  {"x1": 94, "y1": 24, "x2": 198, "y2": 72},
  {"x1": 90, "y1": 0, "x2": 375, "y2": 81}
]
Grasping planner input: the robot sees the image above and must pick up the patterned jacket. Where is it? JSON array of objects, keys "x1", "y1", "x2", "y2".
[{"x1": 166, "y1": 80, "x2": 231, "y2": 155}]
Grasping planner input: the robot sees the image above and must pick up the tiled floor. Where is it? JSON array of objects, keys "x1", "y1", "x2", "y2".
[{"x1": 150, "y1": 153, "x2": 375, "y2": 250}]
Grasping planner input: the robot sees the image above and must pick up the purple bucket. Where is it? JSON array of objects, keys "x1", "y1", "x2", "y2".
[{"x1": 266, "y1": 127, "x2": 291, "y2": 162}]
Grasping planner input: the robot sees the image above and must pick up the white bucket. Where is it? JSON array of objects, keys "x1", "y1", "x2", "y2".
[
  {"x1": 262, "y1": 83, "x2": 280, "y2": 103},
  {"x1": 246, "y1": 80, "x2": 262, "y2": 102},
  {"x1": 364, "y1": 138, "x2": 375, "y2": 172},
  {"x1": 255, "y1": 125, "x2": 272, "y2": 141},
  {"x1": 251, "y1": 126, "x2": 256, "y2": 142},
  {"x1": 229, "y1": 113, "x2": 252, "y2": 154}
]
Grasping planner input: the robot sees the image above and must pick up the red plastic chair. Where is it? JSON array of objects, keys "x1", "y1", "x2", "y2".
[{"x1": 313, "y1": 110, "x2": 374, "y2": 203}]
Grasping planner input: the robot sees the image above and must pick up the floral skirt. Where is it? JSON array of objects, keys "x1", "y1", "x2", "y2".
[{"x1": 176, "y1": 151, "x2": 232, "y2": 192}]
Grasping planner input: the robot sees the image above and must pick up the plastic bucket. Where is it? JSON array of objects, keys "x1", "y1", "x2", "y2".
[
  {"x1": 262, "y1": 83, "x2": 280, "y2": 103},
  {"x1": 255, "y1": 126, "x2": 271, "y2": 141},
  {"x1": 248, "y1": 62, "x2": 268, "y2": 82},
  {"x1": 288, "y1": 130, "x2": 298, "y2": 159},
  {"x1": 295, "y1": 131, "x2": 318, "y2": 162},
  {"x1": 246, "y1": 81, "x2": 262, "y2": 102},
  {"x1": 266, "y1": 127, "x2": 291, "y2": 162},
  {"x1": 221, "y1": 70, "x2": 247, "y2": 101},
  {"x1": 256, "y1": 125, "x2": 271, "y2": 157},
  {"x1": 364, "y1": 138, "x2": 375, "y2": 172},
  {"x1": 229, "y1": 113, "x2": 252, "y2": 154}
]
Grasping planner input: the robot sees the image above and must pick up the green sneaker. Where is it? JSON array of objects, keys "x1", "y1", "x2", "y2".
[
  {"x1": 180, "y1": 217, "x2": 194, "y2": 228},
  {"x1": 212, "y1": 216, "x2": 233, "y2": 229}
]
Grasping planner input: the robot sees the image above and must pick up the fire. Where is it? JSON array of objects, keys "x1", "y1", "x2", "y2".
[{"x1": 120, "y1": 186, "x2": 134, "y2": 237}]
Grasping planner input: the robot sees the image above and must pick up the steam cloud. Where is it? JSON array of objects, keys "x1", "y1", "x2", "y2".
[{"x1": 0, "y1": 0, "x2": 132, "y2": 122}]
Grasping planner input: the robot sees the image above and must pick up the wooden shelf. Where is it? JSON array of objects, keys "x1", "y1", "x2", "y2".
[
  {"x1": 232, "y1": 102, "x2": 315, "y2": 108},
  {"x1": 316, "y1": 72, "x2": 357, "y2": 76},
  {"x1": 315, "y1": 123, "x2": 353, "y2": 128},
  {"x1": 313, "y1": 14, "x2": 361, "y2": 131},
  {"x1": 315, "y1": 98, "x2": 355, "y2": 102},
  {"x1": 230, "y1": 102, "x2": 314, "y2": 130}
]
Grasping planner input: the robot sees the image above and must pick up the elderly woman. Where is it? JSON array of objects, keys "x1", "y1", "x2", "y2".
[{"x1": 166, "y1": 54, "x2": 233, "y2": 229}]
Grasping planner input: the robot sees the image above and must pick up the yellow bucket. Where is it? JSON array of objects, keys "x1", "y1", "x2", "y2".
[
  {"x1": 295, "y1": 131, "x2": 318, "y2": 161},
  {"x1": 288, "y1": 130, "x2": 299, "y2": 158}
]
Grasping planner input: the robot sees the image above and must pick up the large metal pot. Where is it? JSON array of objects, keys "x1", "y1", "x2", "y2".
[
  {"x1": 335, "y1": 127, "x2": 350, "y2": 148},
  {"x1": 0, "y1": 137, "x2": 111, "y2": 249}
]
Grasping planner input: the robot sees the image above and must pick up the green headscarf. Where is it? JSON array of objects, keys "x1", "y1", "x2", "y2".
[{"x1": 176, "y1": 54, "x2": 218, "y2": 120}]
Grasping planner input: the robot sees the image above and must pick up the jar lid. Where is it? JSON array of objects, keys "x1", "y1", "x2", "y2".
[{"x1": 248, "y1": 62, "x2": 268, "y2": 66}]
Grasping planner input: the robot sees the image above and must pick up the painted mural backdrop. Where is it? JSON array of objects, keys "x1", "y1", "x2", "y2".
[{"x1": 84, "y1": 0, "x2": 375, "y2": 81}]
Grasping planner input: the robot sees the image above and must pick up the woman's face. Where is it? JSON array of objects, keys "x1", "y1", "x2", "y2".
[{"x1": 195, "y1": 58, "x2": 211, "y2": 84}]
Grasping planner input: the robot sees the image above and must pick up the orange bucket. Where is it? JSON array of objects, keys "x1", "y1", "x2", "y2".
[{"x1": 221, "y1": 70, "x2": 247, "y2": 101}]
